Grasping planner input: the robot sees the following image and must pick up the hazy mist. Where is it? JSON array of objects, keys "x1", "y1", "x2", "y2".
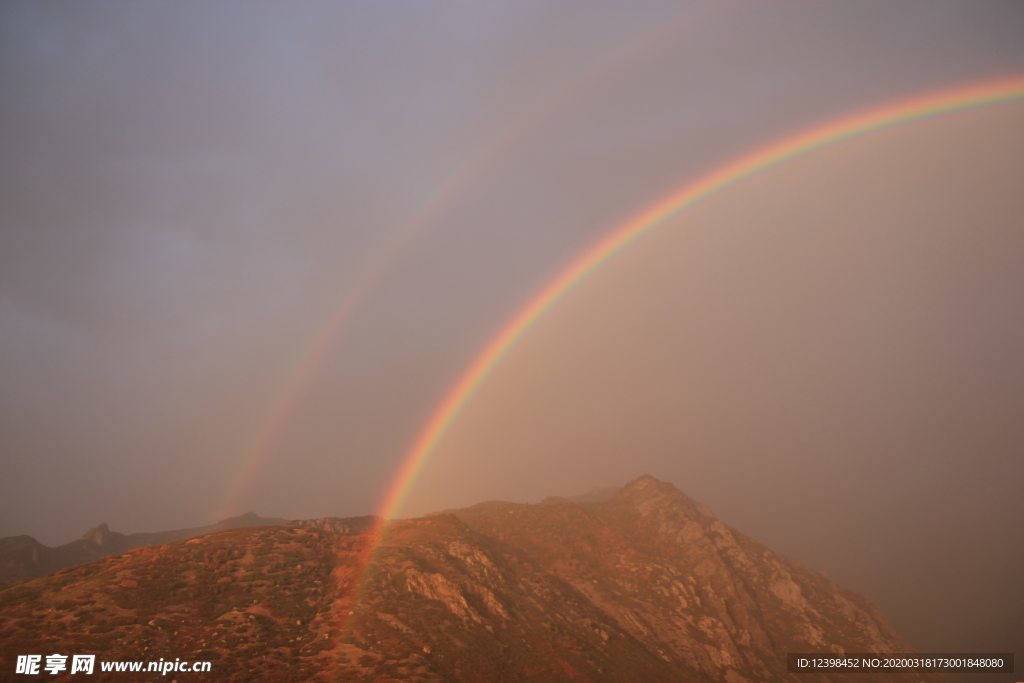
[{"x1": 2, "y1": 0, "x2": 1023, "y2": 660}]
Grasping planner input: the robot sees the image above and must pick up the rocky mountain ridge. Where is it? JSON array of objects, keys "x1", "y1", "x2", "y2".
[{"x1": 0, "y1": 476, "x2": 938, "y2": 681}]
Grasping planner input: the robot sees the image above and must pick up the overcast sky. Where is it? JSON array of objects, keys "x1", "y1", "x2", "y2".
[{"x1": 2, "y1": 0, "x2": 1023, "y2": 657}]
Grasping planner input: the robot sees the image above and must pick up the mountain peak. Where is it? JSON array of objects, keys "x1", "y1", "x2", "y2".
[
  {"x1": 80, "y1": 522, "x2": 111, "y2": 547},
  {"x1": 623, "y1": 473, "x2": 670, "y2": 490},
  {"x1": 618, "y1": 473, "x2": 688, "y2": 503}
]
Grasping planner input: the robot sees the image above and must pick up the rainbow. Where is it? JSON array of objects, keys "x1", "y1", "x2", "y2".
[
  {"x1": 375, "y1": 73, "x2": 1024, "y2": 525},
  {"x1": 214, "y1": 2, "x2": 719, "y2": 521}
]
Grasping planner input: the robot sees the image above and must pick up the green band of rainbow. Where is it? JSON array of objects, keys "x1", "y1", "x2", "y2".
[{"x1": 375, "y1": 73, "x2": 1024, "y2": 524}]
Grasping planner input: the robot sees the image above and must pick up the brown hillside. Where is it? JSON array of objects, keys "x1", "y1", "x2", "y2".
[{"x1": 0, "y1": 477, "x2": 937, "y2": 682}]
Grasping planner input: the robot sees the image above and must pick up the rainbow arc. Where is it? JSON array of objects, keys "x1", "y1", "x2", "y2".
[{"x1": 377, "y1": 73, "x2": 1024, "y2": 526}]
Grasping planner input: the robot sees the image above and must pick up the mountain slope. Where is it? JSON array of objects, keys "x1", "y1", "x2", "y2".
[
  {"x1": 449, "y1": 476, "x2": 908, "y2": 680},
  {"x1": 0, "y1": 477, "x2": 935, "y2": 682}
]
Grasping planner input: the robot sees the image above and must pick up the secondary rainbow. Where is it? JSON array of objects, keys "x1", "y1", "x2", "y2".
[
  {"x1": 375, "y1": 73, "x2": 1024, "y2": 524},
  {"x1": 213, "y1": 3, "x2": 719, "y2": 521}
]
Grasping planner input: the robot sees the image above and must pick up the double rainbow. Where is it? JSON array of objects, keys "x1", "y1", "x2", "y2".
[{"x1": 214, "y1": 2, "x2": 720, "y2": 521}]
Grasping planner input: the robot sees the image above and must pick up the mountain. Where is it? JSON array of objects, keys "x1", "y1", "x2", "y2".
[
  {"x1": 0, "y1": 477, "x2": 937, "y2": 681},
  {"x1": 0, "y1": 512, "x2": 287, "y2": 584}
]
